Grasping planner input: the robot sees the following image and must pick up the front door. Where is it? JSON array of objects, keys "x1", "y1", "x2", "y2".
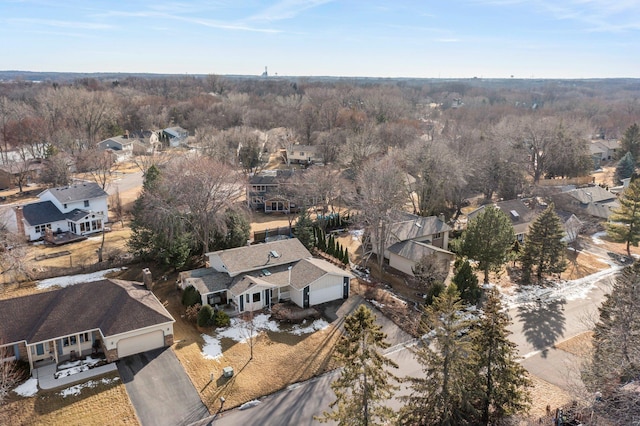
[
  {"x1": 239, "y1": 295, "x2": 244, "y2": 312},
  {"x1": 303, "y1": 286, "x2": 310, "y2": 308},
  {"x1": 264, "y1": 289, "x2": 271, "y2": 308},
  {"x1": 343, "y1": 277, "x2": 350, "y2": 299},
  {"x1": 36, "y1": 343, "x2": 44, "y2": 356}
]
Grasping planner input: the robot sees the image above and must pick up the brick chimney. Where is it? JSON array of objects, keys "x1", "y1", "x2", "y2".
[
  {"x1": 14, "y1": 206, "x2": 25, "y2": 237},
  {"x1": 142, "y1": 268, "x2": 153, "y2": 290}
]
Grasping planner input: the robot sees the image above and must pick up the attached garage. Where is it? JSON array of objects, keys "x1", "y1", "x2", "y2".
[
  {"x1": 308, "y1": 274, "x2": 345, "y2": 306},
  {"x1": 117, "y1": 330, "x2": 165, "y2": 358}
]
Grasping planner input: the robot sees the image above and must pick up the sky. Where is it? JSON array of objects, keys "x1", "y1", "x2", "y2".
[{"x1": 1, "y1": 0, "x2": 639, "y2": 79}]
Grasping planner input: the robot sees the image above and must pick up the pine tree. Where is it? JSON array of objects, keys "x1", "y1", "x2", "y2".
[
  {"x1": 318, "y1": 305, "x2": 399, "y2": 425},
  {"x1": 344, "y1": 248, "x2": 350, "y2": 265},
  {"x1": 294, "y1": 210, "x2": 315, "y2": 250},
  {"x1": 399, "y1": 285, "x2": 480, "y2": 425},
  {"x1": 607, "y1": 177, "x2": 640, "y2": 256},
  {"x1": 615, "y1": 151, "x2": 635, "y2": 183},
  {"x1": 460, "y1": 205, "x2": 515, "y2": 283},
  {"x1": 328, "y1": 234, "x2": 336, "y2": 256},
  {"x1": 619, "y1": 123, "x2": 640, "y2": 162},
  {"x1": 520, "y1": 204, "x2": 567, "y2": 282},
  {"x1": 473, "y1": 288, "x2": 531, "y2": 424},
  {"x1": 452, "y1": 260, "x2": 481, "y2": 305},
  {"x1": 584, "y1": 263, "x2": 640, "y2": 392}
]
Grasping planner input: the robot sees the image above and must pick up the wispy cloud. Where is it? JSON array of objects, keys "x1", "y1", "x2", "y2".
[
  {"x1": 6, "y1": 18, "x2": 112, "y2": 30},
  {"x1": 248, "y1": 0, "x2": 334, "y2": 22}
]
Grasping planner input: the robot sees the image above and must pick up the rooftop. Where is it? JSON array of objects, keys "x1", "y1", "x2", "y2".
[{"x1": 40, "y1": 182, "x2": 108, "y2": 203}]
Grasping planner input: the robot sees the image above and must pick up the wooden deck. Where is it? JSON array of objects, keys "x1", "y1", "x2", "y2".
[{"x1": 45, "y1": 232, "x2": 88, "y2": 245}]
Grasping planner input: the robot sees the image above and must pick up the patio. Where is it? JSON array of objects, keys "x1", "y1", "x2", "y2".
[{"x1": 33, "y1": 358, "x2": 117, "y2": 390}]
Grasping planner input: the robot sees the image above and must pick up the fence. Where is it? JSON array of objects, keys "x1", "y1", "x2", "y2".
[
  {"x1": 537, "y1": 176, "x2": 595, "y2": 187},
  {"x1": 253, "y1": 226, "x2": 295, "y2": 244}
]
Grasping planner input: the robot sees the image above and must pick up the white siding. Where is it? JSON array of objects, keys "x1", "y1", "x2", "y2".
[
  {"x1": 389, "y1": 253, "x2": 416, "y2": 276},
  {"x1": 207, "y1": 254, "x2": 228, "y2": 273},
  {"x1": 290, "y1": 287, "x2": 304, "y2": 308},
  {"x1": 25, "y1": 219, "x2": 68, "y2": 241}
]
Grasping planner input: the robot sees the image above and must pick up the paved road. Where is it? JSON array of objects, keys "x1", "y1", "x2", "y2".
[
  {"x1": 108, "y1": 170, "x2": 143, "y2": 196},
  {"x1": 118, "y1": 347, "x2": 209, "y2": 426}
]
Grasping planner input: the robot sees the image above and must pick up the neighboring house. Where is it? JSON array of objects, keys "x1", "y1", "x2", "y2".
[
  {"x1": 246, "y1": 170, "x2": 299, "y2": 213},
  {"x1": 15, "y1": 182, "x2": 109, "y2": 241},
  {"x1": 285, "y1": 145, "x2": 322, "y2": 165},
  {"x1": 0, "y1": 159, "x2": 45, "y2": 190},
  {"x1": 551, "y1": 185, "x2": 619, "y2": 220},
  {"x1": 179, "y1": 238, "x2": 353, "y2": 313},
  {"x1": 0, "y1": 278, "x2": 175, "y2": 371},
  {"x1": 590, "y1": 139, "x2": 620, "y2": 168},
  {"x1": 467, "y1": 199, "x2": 538, "y2": 243},
  {"x1": 161, "y1": 126, "x2": 189, "y2": 147},
  {"x1": 372, "y1": 212, "x2": 454, "y2": 277},
  {"x1": 97, "y1": 135, "x2": 134, "y2": 162}
]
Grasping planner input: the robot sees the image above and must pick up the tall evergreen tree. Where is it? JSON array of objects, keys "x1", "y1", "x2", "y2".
[
  {"x1": 399, "y1": 285, "x2": 479, "y2": 425},
  {"x1": 460, "y1": 205, "x2": 515, "y2": 283},
  {"x1": 520, "y1": 204, "x2": 567, "y2": 282},
  {"x1": 619, "y1": 123, "x2": 640, "y2": 163},
  {"x1": 452, "y1": 260, "x2": 481, "y2": 305},
  {"x1": 584, "y1": 262, "x2": 640, "y2": 391},
  {"x1": 473, "y1": 288, "x2": 531, "y2": 424},
  {"x1": 318, "y1": 305, "x2": 399, "y2": 425},
  {"x1": 615, "y1": 151, "x2": 635, "y2": 183},
  {"x1": 607, "y1": 177, "x2": 640, "y2": 256},
  {"x1": 294, "y1": 210, "x2": 315, "y2": 250}
]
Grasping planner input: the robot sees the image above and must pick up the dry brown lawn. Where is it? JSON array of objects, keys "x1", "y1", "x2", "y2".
[
  {"x1": 554, "y1": 331, "x2": 594, "y2": 358},
  {"x1": 0, "y1": 372, "x2": 137, "y2": 426},
  {"x1": 527, "y1": 374, "x2": 574, "y2": 419}
]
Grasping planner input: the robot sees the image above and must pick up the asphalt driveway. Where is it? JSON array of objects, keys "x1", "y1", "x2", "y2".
[{"x1": 117, "y1": 347, "x2": 209, "y2": 426}]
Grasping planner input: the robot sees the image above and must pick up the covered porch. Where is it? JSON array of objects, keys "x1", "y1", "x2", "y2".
[{"x1": 26, "y1": 330, "x2": 104, "y2": 372}]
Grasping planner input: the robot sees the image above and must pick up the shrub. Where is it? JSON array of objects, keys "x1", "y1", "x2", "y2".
[
  {"x1": 197, "y1": 304, "x2": 214, "y2": 327},
  {"x1": 213, "y1": 310, "x2": 231, "y2": 327},
  {"x1": 182, "y1": 285, "x2": 201, "y2": 307},
  {"x1": 185, "y1": 303, "x2": 201, "y2": 323},
  {"x1": 425, "y1": 282, "x2": 445, "y2": 306}
]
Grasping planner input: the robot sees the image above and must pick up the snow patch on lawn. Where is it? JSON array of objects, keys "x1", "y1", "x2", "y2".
[
  {"x1": 291, "y1": 318, "x2": 329, "y2": 335},
  {"x1": 13, "y1": 378, "x2": 38, "y2": 397},
  {"x1": 201, "y1": 334, "x2": 223, "y2": 360},
  {"x1": 59, "y1": 377, "x2": 119, "y2": 398},
  {"x1": 591, "y1": 231, "x2": 607, "y2": 245},
  {"x1": 37, "y1": 267, "x2": 126, "y2": 289}
]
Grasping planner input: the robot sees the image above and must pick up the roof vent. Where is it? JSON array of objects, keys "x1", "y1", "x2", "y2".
[{"x1": 510, "y1": 210, "x2": 520, "y2": 219}]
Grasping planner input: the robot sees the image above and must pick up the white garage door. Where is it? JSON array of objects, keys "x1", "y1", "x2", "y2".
[
  {"x1": 117, "y1": 330, "x2": 165, "y2": 358},
  {"x1": 309, "y1": 284, "x2": 342, "y2": 306}
]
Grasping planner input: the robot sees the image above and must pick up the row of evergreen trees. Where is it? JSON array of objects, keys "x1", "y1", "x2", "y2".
[
  {"x1": 314, "y1": 227, "x2": 350, "y2": 265},
  {"x1": 319, "y1": 286, "x2": 531, "y2": 425}
]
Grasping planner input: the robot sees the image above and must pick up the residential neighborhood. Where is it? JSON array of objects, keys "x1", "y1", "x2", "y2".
[{"x1": 0, "y1": 73, "x2": 639, "y2": 426}]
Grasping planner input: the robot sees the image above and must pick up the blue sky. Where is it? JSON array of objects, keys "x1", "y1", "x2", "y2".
[{"x1": 1, "y1": 0, "x2": 639, "y2": 78}]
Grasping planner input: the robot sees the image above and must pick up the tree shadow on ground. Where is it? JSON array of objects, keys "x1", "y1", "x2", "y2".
[{"x1": 517, "y1": 298, "x2": 566, "y2": 358}]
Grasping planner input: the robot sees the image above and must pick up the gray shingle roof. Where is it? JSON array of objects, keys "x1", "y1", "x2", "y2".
[
  {"x1": 388, "y1": 214, "x2": 451, "y2": 243},
  {"x1": 40, "y1": 182, "x2": 108, "y2": 203},
  {"x1": 207, "y1": 238, "x2": 312, "y2": 276},
  {"x1": 65, "y1": 209, "x2": 91, "y2": 222},
  {"x1": 22, "y1": 201, "x2": 67, "y2": 226},
  {"x1": 388, "y1": 240, "x2": 453, "y2": 262},
  {"x1": 0, "y1": 279, "x2": 174, "y2": 345}
]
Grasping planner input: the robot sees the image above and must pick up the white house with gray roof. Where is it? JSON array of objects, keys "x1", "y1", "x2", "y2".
[
  {"x1": 16, "y1": 182, "x2": 109, "y2": 241},
  {"x1": 179, "y1": 239, "x2": 353, "y2": 313}
]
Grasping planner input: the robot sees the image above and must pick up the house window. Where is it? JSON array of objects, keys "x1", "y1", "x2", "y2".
[
  {"x1": 252, "y1": 292, "x2": 260, "y2": 303},
  {"x1": 245, "y1": 294, "x2": 250, "y2": 303},
  {"x1": 433, "y1": 232, "x2": 443, "y2": 239},
  {"x1": 84, "y1": 200, "x2": 90, "y2": 207},
  {"x1": 299, "y1": 152, "x2": 305, "y2": 156},
  {"x1": 251, "y1": 185, "x2": 267, "y2": 192},
  {"x1": 63, "y1": 203, "x2": 67, "y2": 209},
  {"x1": 63, "y1": 337, "x2": 70, "y2": 347},
  {"x1": 80, "y1": 222, "x2": 87, "y2": 233},
  {"x1": 251, "y1": 196, "x2": 264, "y2": 205},
  {"x1": 79, "y1": 332, "x2": 89, "y2": 343}
]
